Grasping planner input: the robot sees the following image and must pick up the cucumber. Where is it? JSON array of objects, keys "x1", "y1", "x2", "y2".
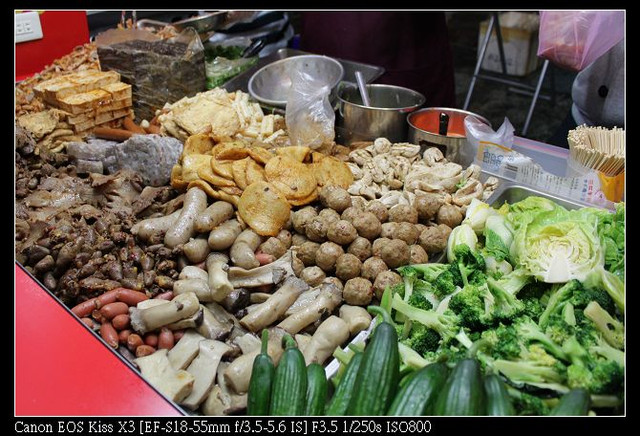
[
  {"x1": 387, "y1": 362, "x2": 449, "y2": 416},
  {"x1": 484, "y1": 374, "x2": 515, "y2": 416},
  {"x1": 269, "y1": 334, "x2": 308, "y2": 416},
  {"x1": 325, "y1": 352, "x2": 363, "y2": 416},
  {"x1": 346, "y1": 306, "x2": 400, "y2": 416},
  {"x1": 305, "y1": 363, "x2": 328, "y2": 416},
  {"x1": 548, "y1": 388, "x2": 591, "y2": 416},
  {"x1": 432, "y1": 358, "x2": 485, "y2": 416},
  {"x1": 246, "y1": 330, "x2": 275, "y2": 415}
]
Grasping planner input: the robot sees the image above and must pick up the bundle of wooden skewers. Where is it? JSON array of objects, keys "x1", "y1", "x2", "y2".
[{"x1": 567, "y1": 125, "x2": 625, "y2": 176}]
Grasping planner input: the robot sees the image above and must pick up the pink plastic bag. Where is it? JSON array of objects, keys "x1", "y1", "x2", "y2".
[{"x1": 537, "y1": 10, "x2": 624, "y2": 71}]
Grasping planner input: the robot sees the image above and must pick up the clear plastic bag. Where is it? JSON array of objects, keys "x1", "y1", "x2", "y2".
[
  {"x1": 285, "y1": 69, "x2": 335, "y2": 149},
  {"x1": 464, "y1": 116, "x2": 515, "y2": 166},
  {"x1": 537, "y1": 10, "x2": 624, "y2": 71}
]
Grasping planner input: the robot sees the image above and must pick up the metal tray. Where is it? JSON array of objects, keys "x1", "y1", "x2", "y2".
[
  {"x1": 324, "y1": 177, "x2": 608, "y2": 380},
  {"x1": 484, "y1": 178, "x2": 605, "y2": 211}
]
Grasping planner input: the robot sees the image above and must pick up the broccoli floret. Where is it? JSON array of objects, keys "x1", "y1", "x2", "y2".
[
  {"x1": 583, "y1": 301, "x2": 624, "y2": 350},
  {"x1": 401, "y1": 323, "x2": 441, "y2": 356},
  {"x1": 398, "y1": 263, "x2": 449, "y2": 283},
  {"x1": 452, "y1": 244, "x2": 486, "y2": 287},
  {"x1": 518, "y1": 280, "x2": 550, "y2": 300},
  {"x1": 407, "y1": 291, "x2": 433, "y2": 311},
  {"x1": 507, "y1": 387, "x2": 550, "y2": 416},
  {"x1": 522, "y1": 297, "x2": 545, "y2": 320},
  {"x1": 569, "y1": 285, "x2": 616, "y2": 314},
  {"x1": 590, "y1": 360, "x2": 624, "y2": 395},
  {"x1": 481, "y1": 324, "x2": 522, "y2": 360},
  {"x1": 486, "y1": 274, "x2": 527, "y2": 322},
  {"x1": 391, "y1": 293, "x2": 459, "y2": 342},
  {"x1": 388, "y1": 282, "x2": 406, "y2": 299},
  {"x1": 565, "y1": 354, "x2": 624, "y2": 395},
  {"x1": 448, "y1": 283, "x2": 495, "y2": 330},
  {"x1": 544, "y1": 312, "x2": 575, "y2": 345},
  {"x1": 539, "y1": 280, "x2": 583, "y2": 328},
  {"x1": 515, "y1": 317, "x2": 567, "y2": 360},
  {"x1": 432, "y1": 264, "x2": 463, "y2": 299}
]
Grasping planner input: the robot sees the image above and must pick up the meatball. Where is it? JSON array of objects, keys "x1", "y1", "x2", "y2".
[
  {"x1": 352, "y1": 211, "x2": 382, "y2": 240},
  {"x1": 335, "y1": 253, "x2": 362, "y2": 281},
  {"x1": 283, "y1": 211, "x2": 293, "y2": 231},
  {"x1": 323, "y1": 276, "x2": 344, "y2": 291},
  {"x1": 259, "y1": 237, "x2": 287, "y2": 259},
  {"x1": 319, "y1": 185, "x2": 352, "y2": 212},
  {"x1": 305, "y1": 216, "x2": 328, "y2": 242},
  {"x1": 438, "y1": 223, "x2": 453, "y2": 241},
  {"x1": 366, "y1": 200, "x2": 389, "y2": 223},
  {"x1": 347, "y1": 237, "x2": 372, "y2": 262},
  {"x1": 371, "y1": 237, "x2": 392, "y2": 257},
  {"x1": 327, "y1": 219, "x2": 358, "y2": 246},
  {"x1": 315, "y1": 242, "x2": 344, "y2": 272},
  {"x1": 291, "y1": 233, "x2": 308, "y2": 247},
  {"x1": 300, "y1": 266, "x2": 326, "y2": 287},
  {"x1": 380, "y1": 222, "x2": 398, "y2": 239},
  {"x1": 351, "y1": 196, "x2": 367, "y2": 210},
  {"x1": 296, "y1": 241, "x2": 320, "y2": 266},
  {"x1": 343, "y1": 277, "x2": 374, "y2": 306},
  {"x1": 414, "y1": 193, "x2": 444, "y2": 221},
  {"x1": 292, "y1": 206, "x2": 318, "y2": 234},
  {"x1": 395, "y1": 222, "x2": 420, "y2": 245},
  {"x1": 409, "y1": 244, "x2": 429, "y2": 264},
  {"x1": 380, "y1": 239, "x2": 410, "y2": 268},
  {"x1": 373, "y1": 270, "x2": 403, "y2": 300},
  {"x1": 418, "y1": 225, "x2": 451, "y2": 254},
  {"x1": 319, "y1": 208, "x2": 341, "y2": 227},
  {"x1": 361, "y1": 256, "x2": 388, "y2": 282},
  {"x1": 414, "y1": 223, "x2": 428, "y2": 235},
  {"x1": 436, "y1": 204, "x2": 463, "y2": 228},
  {"x1": 276, "y1": 229, "x2": 293, "y2": 248},
  {"x1": 388, "y1": 204, "x2": 419, "y2": 224},
  {"x1": 341, "y1": 206, "x2": 362, "y2": 223},
  {"x1": 291, "y1": 252, "x2": 305, "y2": 276}
]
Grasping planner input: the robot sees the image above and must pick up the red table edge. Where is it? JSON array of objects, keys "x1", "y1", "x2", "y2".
[{"x1": 15, "y1": 262, "x2": 186, "y2": 416}]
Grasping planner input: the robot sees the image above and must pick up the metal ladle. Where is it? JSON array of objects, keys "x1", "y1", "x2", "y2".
[{"x1": 355, "y1": 70, "x2": 372, "y2": 107}]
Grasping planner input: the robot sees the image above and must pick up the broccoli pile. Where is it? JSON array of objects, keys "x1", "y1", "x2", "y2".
[{"x1": 381, "y1": 198, "x2": 625, "y2": 416}]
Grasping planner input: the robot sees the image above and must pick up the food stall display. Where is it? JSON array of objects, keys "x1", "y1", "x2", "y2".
[{"x1": 14, "y1": 16, "x2": 625, "y2": 418}]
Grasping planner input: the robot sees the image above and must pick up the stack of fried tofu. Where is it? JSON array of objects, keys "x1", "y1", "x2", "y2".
[{"x1": 33, "y1": 70, "x2": 134, "y2": 135}]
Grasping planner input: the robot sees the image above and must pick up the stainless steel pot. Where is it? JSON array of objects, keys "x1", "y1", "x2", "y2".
[
  {"x1": 336, "y1": 83, "x2": 425, "y2": 145},
  {"x1": 407, "y1": 107, "x2": 491, "y2": 166}
]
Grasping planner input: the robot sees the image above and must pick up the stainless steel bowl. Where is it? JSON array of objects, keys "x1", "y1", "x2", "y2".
[
  {"x1": 336, "y1": 83, "x2": 425, "y2": 145},
  {"x1": 248, "y1": 55, "x2": 344, "y2": 108},
  {"x1": 407, "y1": 107, "x2": 491, "y2": 166}
]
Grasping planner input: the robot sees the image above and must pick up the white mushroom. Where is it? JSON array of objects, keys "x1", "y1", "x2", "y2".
[
  {"x1": 452, "y1": 179, "x2": 484, "y2": 207},
  {"x1": 277, "y1": 282, "x2": 342, "y2": 334},
  {"x1": 134, "y1": 349, "x2": 195, "y2": 403},
  {"x1": 129, "y1": 292, "x2": 200, "y2": 335},
  {"x1": 228, "y1": 250, "x2": 295, "y2": 288},
  {"x1": 423, "y1": 147, "x2": 446, "y2": 165},
  {"x1": 168, "y1": 329, "x2": 206, "y2": 370},
  {"x1": 302, "y1": 315, "x2": 350, "y2": 365},
  {"x1": 201, "y1": 362, "x2": 247, "y2": 416},
  {"x1": 206, "y1": 253, "x2": 233, "y2": 302},
  {"x1": 181, "y1": 340, "x2": 233, "y2": 410},
  {"x1": 339, "y1": 305, "x2": 373, "y2": 336},
  {"x1": 239, "y1": 277, "x2": 309, "y2": 332}
]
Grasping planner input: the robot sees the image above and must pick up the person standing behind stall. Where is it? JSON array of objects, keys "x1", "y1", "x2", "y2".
[{"x1": 299, "y1": 11, "x2": 456, "y2": 108}]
